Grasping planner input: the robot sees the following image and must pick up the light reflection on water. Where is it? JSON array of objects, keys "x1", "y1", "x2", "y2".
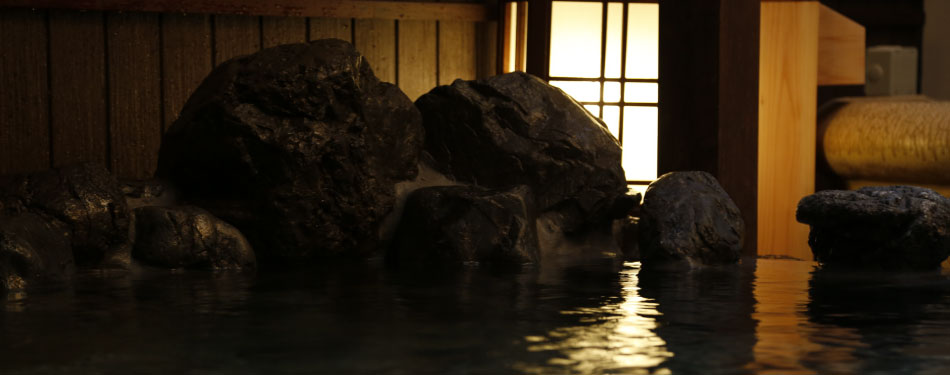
[
  {"x1": 4, "y1": 258, "x2": 950, "y2": 374},
  {"x1": 516, "y1": 262, "x2": 673, "y2": 374}
]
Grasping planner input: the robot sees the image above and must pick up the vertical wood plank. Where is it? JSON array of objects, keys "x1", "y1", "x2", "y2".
[
  {"x1": 107, "y1": 12, "x2": 162, "y2": 179},
  {"x1": 438, "y1": 20, "x2": 477, "y2": 84},
  {"x1": 397, "y1": 20, "x2": 436, "y2": 100},
  {"x1": 476, "y1": 20, "x2": 498, "y2": 79},
  {"x1": 354, "y1": 19, "x2": 396, "y2": 84},
  {"x1": 261, "y1": 16, "x2": 307, "y2": 48},
  {"x1": 0, "y1": 10, "x2": 50, "y2": 175},
  {"x1": 309, "y1": 17, "x2": 352, "y2": 42},
  {"x1": 48, "y1": 10, "x2": 108, "y2": 168},
  {"x1": 162, "y1": 13, "x2": 212, "y2": 132},
  {"x1": 212, "y1": 14, "x2": 260, "y2": 66},
  {"x1": 758, "y1": 1, "x2": 819, "y2": 260}
]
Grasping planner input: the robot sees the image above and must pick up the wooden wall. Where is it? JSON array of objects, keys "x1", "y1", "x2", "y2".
[{"x1": 0, "y1": 9, "x2": 495, "y2": 179}]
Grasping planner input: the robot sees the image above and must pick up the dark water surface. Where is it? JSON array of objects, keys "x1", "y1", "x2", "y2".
[{"x1": 4, "y1": 258, "x2": 950, "y2": 374}]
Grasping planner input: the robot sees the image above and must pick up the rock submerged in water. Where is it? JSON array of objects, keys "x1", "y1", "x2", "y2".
[
  {"x1": 0, "y1": 213, "x2": 75, "y2": 291},
  {"x1": 388, "y1": 185, "x2": 539, "y2": 268},
  {"x1": 0, "y1": 163, "x2": 132, "y2": 268},
  {"x1": 156, "y1": 39, "x2": 424, "y2": 263},
  {"x1": 796, "y1": 186, "x2": 950, "y2": 270},
  {"x1": 638, "y1": 171, "x2": 744, "y2": 265},
  {"x1": 415, "y1": 72, "x2": 631, "y2": 233},
  {"x1": 132, "y1": 206, "x2": 256, "y2": 270}
]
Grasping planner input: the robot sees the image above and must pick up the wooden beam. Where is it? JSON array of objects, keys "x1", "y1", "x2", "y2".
[
  {"x1": 758, "y1": 1, "x2": 818, "y2": 260},
  {"x1": 817, "y1": 4, "x2": 865, "y2": 85},
  {"x1": 0, "y1": 0, "x2": 492, "y2": 21},
  {"x1": 658, "y1": 0, "x2": 760, "y2": 256}
]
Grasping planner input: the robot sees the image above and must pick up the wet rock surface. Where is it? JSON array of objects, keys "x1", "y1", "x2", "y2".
[
  {"x1": 0, "y1": 213, "x2": 74, "y2": 291},
  {"x1": 415, "y1": 72, "x2": 630, "y2": 232},
  {"x1": 157, "y1": 39, "x2": 424, "y2": 263},
  {"x1": 797, "y1": 186, "x2": 950, "y2": 270},
  {"x1": 388, "y1": 185, "x2": 539, "y2": 268},
  {"x1": 132, "y1": 206, "x2": 256, "y2": 270},
  {"x1": 638, "y1": 171, "x2": 744, "y2": 265},
  {"x1": 0, "y1": 163, "x2": 132, "y2": 267}
]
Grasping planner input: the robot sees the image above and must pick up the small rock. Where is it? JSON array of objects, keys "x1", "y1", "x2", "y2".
[
  {"x1": 638, "y1": 171, "x2": 744, "y2": 265},
  {"x1": 388, "y1": 185, "x2": 539, "y2": 268},
  {"x1": 796, "y1": 186, "x2": 950, "y2": 270},
  {"x1": 0, "y1": 163, "x2": 132, "y2": 267},
  {"x1": 415, "y1": 72, "x2": 629, "y2": 232},
  {"x1": 0, "y1": 213, "x2": 75, "y2": 291},
  {"x1": 156, "y1": 39, "x2": 424, "y2": 263},
  {"x1": 132, "y1": 206, "x2": 256, "y2": 270},
  {"x1": 616, "y1": 216, "x2": 641, "y2": 260},
  {"x1": 122, "y1": 179, "x2": 179, "y2": 209}
]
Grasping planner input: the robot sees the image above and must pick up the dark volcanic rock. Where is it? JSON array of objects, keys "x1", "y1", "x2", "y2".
[
  {"x1": 638, "y1": 171, "x2": 744, "y2": 265},
  {"x1": 156, "y1": 39, "x2": 424, "y2": 263},
  {"x1": 132, "y1": 206, "x2": 255, "y2": 270},
  {"x1": 388, "y1": 185, "x2": 539, "y2": 268},
  {"x1": 122, "y1": 179, "x2": 179, "y2": 209},
  {"x1": 796, "y1": 186, "x2": 950, "y2": 270},
  {"x1": 0, "y1": 163, "x2": 132, "y2": 267},
  {"x1": 415, "y1": 72, "x2": 629, "y2": 232},
  {"x1": 0, "y1": 213, "x2": 74, "y2": 291}
]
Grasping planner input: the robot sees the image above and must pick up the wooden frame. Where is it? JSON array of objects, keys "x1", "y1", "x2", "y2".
[{"x1": 0, "y1": 0, "x2": 493, "y2": 21}]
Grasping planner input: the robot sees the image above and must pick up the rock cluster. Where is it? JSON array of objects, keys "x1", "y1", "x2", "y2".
[
  {"x1": 638, "y1": 171, "x2": 745, "y2": 265},
  {"x1": 797, "y1": 186, "x2": 950, "y2": 270},
  {"x1": 157, "y1": 38, "x2": 423, "y2": 263}
]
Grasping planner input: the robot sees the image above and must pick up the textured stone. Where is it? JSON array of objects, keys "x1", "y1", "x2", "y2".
[
  {"x1": 0, "y1": 213, "x2": 74, "y2": 291},
  {"x1": 132, "y1": 206, "x2": 256, "y2": 270},
  {"x1": 415, "y1": 72, "x2": 631, "y2": 233},
  {"x1": 388, "y1": 185, "x2": 539, "y2": 268},
  {"x1": 638, "y1": 171, "x2": 744, "y2": 265},
  {"x1": 797, "y1": 186, "x2": 950, "y2": 270},
  {"x1": 156, "y1": 39, "x2": 424, "y2": 263},
  {"x1": 0, "y1": 163, "x2": 132, "y2": 267}
]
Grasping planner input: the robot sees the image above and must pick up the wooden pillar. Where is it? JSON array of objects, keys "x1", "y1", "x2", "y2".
[{"x1": 658, "y1": 0, "x2": 761, "y2": 256}]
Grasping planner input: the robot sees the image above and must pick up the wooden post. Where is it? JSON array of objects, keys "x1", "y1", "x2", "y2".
[{"x1": 658, "y1": 0, "x2": 761, "y2": 256}]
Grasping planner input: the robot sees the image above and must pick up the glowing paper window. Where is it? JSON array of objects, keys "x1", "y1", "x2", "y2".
[{"x1": 546, "y1": 1, "x2": 660, "y2": 189}]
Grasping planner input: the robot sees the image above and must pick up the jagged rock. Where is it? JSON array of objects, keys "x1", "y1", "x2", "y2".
[
  {"x1": 0, "y1": 163, "x2": 132, "y2": 267},
  {"x1": 122, "y1": 179, "x2": 179, "y2": 209},
  {"x1": 388, "y1": 185, "x2": 539, "y2": 267},
  {"x1": 415, "y1": 72, "x2": 631, "y2": 233},
  {"x1": 796, "y1": 186, "x2": 950, "y2": 270},
  {"x1": 156, "y1": 39, "x2": 424, "y2": 263},
  {"x1": 0, "y1": 213, "x2": 74, "y2": 291},
  {"x1": 132, "y1": 206, "x2": 256, "y2": 270},
  {"x1": 638, "y1": 171, "x2": 744, "y2": 265}
]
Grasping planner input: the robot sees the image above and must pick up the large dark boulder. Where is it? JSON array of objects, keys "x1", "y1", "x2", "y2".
[
  {"x1": 388, "y1": 185, "x2": 539, "y2": 268},
  {"x1": 638, "y1": 171, "x2": 744, "y2": 265},
  {"x1": 796, "y1": 186, "x2": 950, "y2": 270},
  {"x1": 0, "y1": 163, "x2": 132, "y2": 267},
  {"x1": 415, "y1": 72, "x2": 630, "y2": 232},
  {"x1": 0, "y1": 213, "x2": 74, "y2": 291},
  {"x1": 132, "y1": 206, "x2": 256, "y2": 270},
  {"x1": 156, "y1": 39, "x2": 424, "y2": 263}
]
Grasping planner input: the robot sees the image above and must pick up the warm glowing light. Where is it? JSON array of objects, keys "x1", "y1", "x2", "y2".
[
  {"x1": 604, "y1": 3, "x2": 624, "y2": 78},
  {"x1": 624, "y1": 82, "x2": 658, "y2": 103},
  {"x1": 603, "y1": 105, "x2": 620, "y2": 138},
  {"x1": 622, "y1": 107, "x2": 657, "y2": 181},
  {"x1": 549, "y1": 2, "x2": 603, "y2": 78},
  {"x1": 550, "y1": 81, "x2": 601, "y2": 102},
  {"x1": 506, "y1": 2, "x2": 518, "y2": 73},
  {"x1": 625, "y1": 4, "x2": 659, "y2": 79},
  {"x1": 584, "y1": 104, "x2": 601, "y2": 118}
]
